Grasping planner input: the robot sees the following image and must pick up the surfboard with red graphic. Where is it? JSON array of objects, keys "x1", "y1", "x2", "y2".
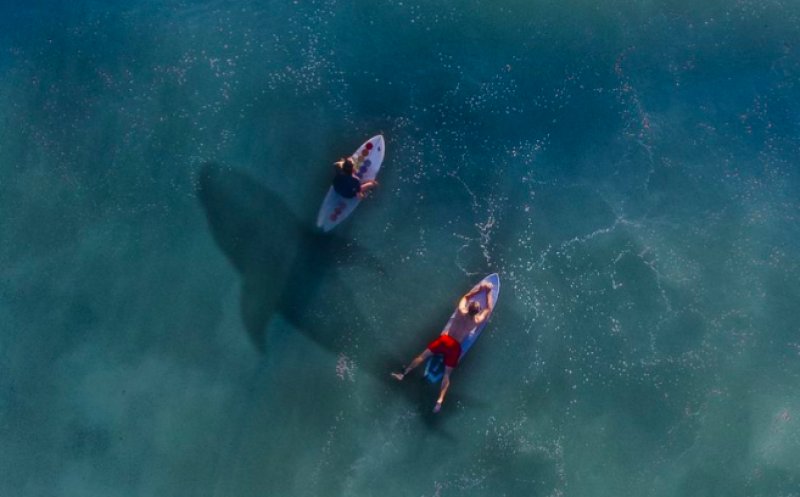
[{"x1": 316, "y1": 134, "x2": 385, "y2": 232}]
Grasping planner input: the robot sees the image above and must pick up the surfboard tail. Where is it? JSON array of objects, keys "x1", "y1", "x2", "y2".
[{"x1": 423, "y1": 355, "x2": 445, "y2": 384}]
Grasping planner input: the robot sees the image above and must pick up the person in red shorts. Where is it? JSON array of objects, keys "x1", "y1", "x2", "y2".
[{"x1": 391, "y1": 281, "x2": 494, "y2": 413}]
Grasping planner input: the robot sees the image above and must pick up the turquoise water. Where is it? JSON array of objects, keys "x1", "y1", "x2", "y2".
[{"x1": 2, "y1": 1, "x2": 800, "y2": 495}]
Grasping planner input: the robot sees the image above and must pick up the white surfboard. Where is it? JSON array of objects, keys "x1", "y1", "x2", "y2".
[
  {"x1": 316, "y1": 134, "x2": 385, "y2": 232},
  {"x1": 424, "y1": 273, "x2": 501, "y2": 383}
]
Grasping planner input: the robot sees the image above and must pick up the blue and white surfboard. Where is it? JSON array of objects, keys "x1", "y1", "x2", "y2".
[{"x1": 423, "y1": 273, "x2": 500, "y2": 383}]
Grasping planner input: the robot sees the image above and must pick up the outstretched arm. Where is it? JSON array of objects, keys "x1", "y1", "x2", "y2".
[
  {"x1": 460, "y1": 282, "x2": 493, "y2": 314},
  {"x1": 458, "y1": 295, "x2": 469, "y2": 314},
  {"x1": 468, "y1": 282, "x2": 493, "y2": 299},
  {"x1": 475, "y1": 287, "x2": 495, "y2": 323},
  {"x1": 434, "y1": 367, "x2": 454, "y2": 413}
]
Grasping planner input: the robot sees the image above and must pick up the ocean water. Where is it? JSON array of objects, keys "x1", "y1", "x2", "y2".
[{"x1": 2, "y1": 1, "x2": 800, "y2": 496}]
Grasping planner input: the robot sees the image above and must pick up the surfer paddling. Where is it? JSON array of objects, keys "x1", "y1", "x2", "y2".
[
  {"x1": 333, "y1": 157, "x2": 378, "y2": 199},
  {"x1": 391, "y1": 281, "x2": 495, "y2": 413}
]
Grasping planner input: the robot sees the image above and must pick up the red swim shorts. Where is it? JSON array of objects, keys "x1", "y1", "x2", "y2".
[{"x1": 427, "y1": 334, "x2": 462, "y2": 368}]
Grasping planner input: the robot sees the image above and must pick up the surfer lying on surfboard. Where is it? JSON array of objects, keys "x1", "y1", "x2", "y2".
[
  {"x1": 333, "y1": 157, "x2": 378, "y2": 199},
  {"x1": 391, "y1": 281, "x2": 495, "y2": 413}
]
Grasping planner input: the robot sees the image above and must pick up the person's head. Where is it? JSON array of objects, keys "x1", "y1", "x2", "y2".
[
  {"x1": 467, "y1": 301, "x2": 481, "y2": 316},
  {"x1": 342, "y1": 157, "x2": 355, "y2": 174}
]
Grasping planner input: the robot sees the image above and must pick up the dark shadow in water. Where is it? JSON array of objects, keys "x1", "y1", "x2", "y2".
[
  {"x1": 197, "y1": 162, "x2": 380, "y2": 352},
  {"x1": 197, "y1": 163, "x2": 471, "y2": 437}
]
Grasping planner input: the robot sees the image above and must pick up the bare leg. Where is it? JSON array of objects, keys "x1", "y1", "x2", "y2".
[
  {"x1": 391, "y1": 349, "x2": 433, "y2": 381},
  {"x1": 433, "y1": 366, "x2": 454, "y2": 413}
]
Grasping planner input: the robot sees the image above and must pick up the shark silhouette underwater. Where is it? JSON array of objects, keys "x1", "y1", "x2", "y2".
[
  {"x1": 196, "y1": 162, "x2": 387, "y2": 355},
  {"x1": 197, "y1": 163, "x2": 487, "y2": 431}
]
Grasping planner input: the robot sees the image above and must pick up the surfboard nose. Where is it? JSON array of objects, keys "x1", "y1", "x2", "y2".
[{"x1": 379, "y1": 135, "x2": 386, "y2": 155}]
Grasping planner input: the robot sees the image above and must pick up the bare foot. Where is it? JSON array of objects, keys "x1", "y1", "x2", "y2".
[
  {"x1": 391, "y1": 372, "x2": 404, "y2": 381},
  {"x1": 433, "y1": 400, "x2": 443, "y2": 413}
]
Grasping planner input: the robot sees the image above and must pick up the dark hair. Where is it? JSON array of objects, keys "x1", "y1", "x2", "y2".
[
  {"x1": 468, "y1": 301, "x2": 481, "y2": 315},
  {"x1": 342, "y1": 158, "x2": 354, "y2": 174}
]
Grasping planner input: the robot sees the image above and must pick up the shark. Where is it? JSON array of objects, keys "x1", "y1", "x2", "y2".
[
  {"x1": 197, "y1": 162, "x2": 488, "y2": 433},
  {"x1": 196, "y1": 162, "x2": 383, "y2": 353}
]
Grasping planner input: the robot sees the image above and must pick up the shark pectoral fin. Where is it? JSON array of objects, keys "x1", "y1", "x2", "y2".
[
  {"x1": 306, "y1": 230, "x2": 387, "y2": 277},
  {"x1": 336, "y1": 244, "x2": 387, "y2": 276}
]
